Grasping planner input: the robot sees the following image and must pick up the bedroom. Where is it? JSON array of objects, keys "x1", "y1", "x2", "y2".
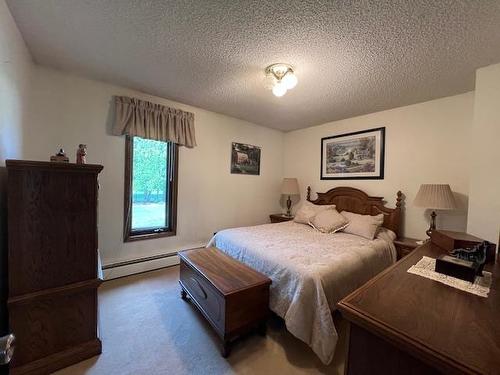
[{"x1": 0, "y1": 1, "x2": 499, "y2": 374}]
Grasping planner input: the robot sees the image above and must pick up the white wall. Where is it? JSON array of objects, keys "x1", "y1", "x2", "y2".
[
  {"x1": 2, "y1": 0, "x2": 497, "y2": 276},
  {"x1": 467, "y1": 64, "x2": 500, "y2": 244},
  {"x1": 0, "y1": 0, "x2": 33, "y2": 328},
  {"x1": 0, "y1": 0, "x2": 32, "y2": 163},
  {"x1": 284, "y1": 93, "x2": 474, "y2": 239},
  {"x1": 21, "y1": 66, "x2": 284, "y2": 270}
]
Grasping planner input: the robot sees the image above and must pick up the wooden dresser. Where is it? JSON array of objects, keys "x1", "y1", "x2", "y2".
[
  {"x1": 6, "y1": 160, "x2": 103, "y2": 374},
  {"x1": 179, "y1": 247, "x2": 271, "y2": 357},
  {"x1": 338, "y1": 242, "x2": 500, "y2": 375}
]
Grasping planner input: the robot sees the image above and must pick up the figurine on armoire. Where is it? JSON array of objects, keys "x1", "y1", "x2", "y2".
[
  {"x1": 50, "y1": 148, "x2": 69, "y2": 163},
  {"x1": 76, "y1": 144, "x2": 87, "y2": 164}
]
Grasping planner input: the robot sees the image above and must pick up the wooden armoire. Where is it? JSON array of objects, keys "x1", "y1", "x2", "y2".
[{"x1": 6, "y1": 160, "x2": 103, "y2": 374}]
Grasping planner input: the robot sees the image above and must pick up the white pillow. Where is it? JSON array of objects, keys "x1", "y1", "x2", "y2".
[
  {"x1": 309, "y1": 209, "x2": 349, "y2": 233},
  {"x1": 294, "y1": 201, "x2": 336, "y2": 225},
  {"x1": 341, "y1": 211, "x2": 384, "y2": 240},
  {"x1": 376, "y1": 227, "x2": 396, "y2": 243}
]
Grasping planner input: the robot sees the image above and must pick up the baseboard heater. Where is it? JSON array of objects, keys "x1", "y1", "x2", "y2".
[{"x1": 102, "y1": 246, "x2": 205, "y2": 280}]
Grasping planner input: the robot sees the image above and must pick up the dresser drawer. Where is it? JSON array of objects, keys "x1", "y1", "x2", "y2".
[{"x1": 180, "y1": 261, "x2": 225, "y2": 334}]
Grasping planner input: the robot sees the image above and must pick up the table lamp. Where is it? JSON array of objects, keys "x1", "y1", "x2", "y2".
[
  {"x1": 281, "y1": 178, "x2": 300, "y2": 217},
  {"x1": 413, "y1": 184, "x2": 457, "y2": 237}
]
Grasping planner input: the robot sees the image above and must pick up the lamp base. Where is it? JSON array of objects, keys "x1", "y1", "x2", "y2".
[
  {"x1": 426, "y1": 211, "x2": 437, "y2": 237},
  {"x1": 286, "y1": 195, "x2": 292, "y2": 217}
]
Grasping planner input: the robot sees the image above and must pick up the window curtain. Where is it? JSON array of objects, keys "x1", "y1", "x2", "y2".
[{"x1": 112, "y1": 96, "x2": 196, "y2": 148}]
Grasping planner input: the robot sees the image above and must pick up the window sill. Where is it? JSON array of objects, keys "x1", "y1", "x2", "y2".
[{"x1": 124, "y1": 230, "x2": 176, "y2": 242}]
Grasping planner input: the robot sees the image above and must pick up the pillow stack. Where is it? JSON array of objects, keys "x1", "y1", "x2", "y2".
[
  {"x1": 340, "y1": 211, "x2": 384, "y2": 240},
  {"x1": 293, "y1": 201, "x2": 385, "y2": 239},
  {"x1": 294, "y1": 201, "x2": 348, "y2": 234},
  {"x1": 309, "y1": 209, "x2": 349, "y2": 233},
  {"x1": 294, "y1": 201, "x2": 336, "y2": 225}
]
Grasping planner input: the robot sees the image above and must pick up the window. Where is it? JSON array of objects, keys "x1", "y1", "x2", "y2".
[{"x1": 124, "y1": 136, "x2": 178, "y2": 241}]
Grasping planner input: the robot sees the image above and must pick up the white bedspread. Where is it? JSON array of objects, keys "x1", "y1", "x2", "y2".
[{"x1": 207, "y1": 221, "x2": 396, "y2": 365}]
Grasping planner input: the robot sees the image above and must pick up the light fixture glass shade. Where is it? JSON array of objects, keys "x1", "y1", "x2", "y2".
[
  {"x1": 272, "y1": 81, "x2": 287, "y2": 97},
  {"x1": 265, "y1": 63, "x2": 298, "y2": 97},
  {"x1": 263, "y1": 74, "x2": 276, "y2": 90},
  {"x1": 413, "y1": 184, "x2": 457, "y2": 210},
  {"x1": 281, "y1": 178, "x2": 300, "y2": 195},
  {"x1": 282, "y1": 71, "x2": 298, "y2": 89}
]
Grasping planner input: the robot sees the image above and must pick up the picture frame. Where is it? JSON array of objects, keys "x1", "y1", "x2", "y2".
[
  {"x1": 320, "y1": 127, "x2": 385, "y2": 180},
  {"x1": 231, "y1": 142, "x2": 261, "y2": 175}
]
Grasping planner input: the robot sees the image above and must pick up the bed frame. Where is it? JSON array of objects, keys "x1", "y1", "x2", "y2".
[{"x1": 306, "y1": 186, "x2": 403, "y2": 237}]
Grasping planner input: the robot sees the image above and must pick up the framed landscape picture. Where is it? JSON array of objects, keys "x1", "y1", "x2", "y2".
[
  {"x1": 231, "y1": 142, "x2": 261, "y2": 175},
  {"x1": 320, "y1": 127, "x2": 385, "y2": 180}
]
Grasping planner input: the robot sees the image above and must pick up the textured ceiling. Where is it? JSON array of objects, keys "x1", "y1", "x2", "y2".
[{"x1": 7, "y1": 0, "x2": 500, "y2": 131}]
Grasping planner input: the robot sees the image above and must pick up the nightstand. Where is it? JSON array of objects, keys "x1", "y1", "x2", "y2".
[
  {"x1": 394, "y1": 237, "x2": 421, "y2": 260},
  {"x1": 269, "y1": 213, "x2": 294, "y2": 223}
]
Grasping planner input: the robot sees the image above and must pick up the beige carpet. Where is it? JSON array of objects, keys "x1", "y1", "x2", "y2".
[{"x1": 54, "y1": 266, "x2": 346, "y2": 375}]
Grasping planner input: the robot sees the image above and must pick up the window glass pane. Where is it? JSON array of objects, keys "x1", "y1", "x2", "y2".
[{"x1": 131, "y1": 137, "x2": 169, "y2": 230}]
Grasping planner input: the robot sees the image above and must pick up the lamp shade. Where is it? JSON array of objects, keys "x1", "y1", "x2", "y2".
[
  {"x1": 281, "y1": 178, "x2": 299, "y2": 195},
  {"x1": 413, "y1": 184, "x2": 457, "y2": 210}
]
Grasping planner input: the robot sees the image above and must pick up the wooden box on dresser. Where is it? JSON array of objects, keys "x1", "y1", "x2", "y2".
[{"x1": 6, "y1": 160, "x2": 103, "y2": 375}]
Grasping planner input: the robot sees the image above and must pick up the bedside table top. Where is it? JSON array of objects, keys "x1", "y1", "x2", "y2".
[
  {"x1": 270, "y1": 213, "x2": 294, "y2": 218},
  {"x1": 269, "y1": 213, "x2": 294, "y2": 223},
  {"x1": 394, "y1": 237, "x2": 421, "y2": 248}
]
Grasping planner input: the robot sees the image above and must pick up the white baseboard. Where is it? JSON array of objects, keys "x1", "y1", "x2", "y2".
[
  {"x1": 103, "y1": 255, "x2": 180, "y2": 280},
  {"x1": 101, "y1": 243, "x2": 208, "y2": 280}
]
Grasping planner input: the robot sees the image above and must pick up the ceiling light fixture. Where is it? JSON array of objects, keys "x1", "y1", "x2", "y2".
[{"x1": 264, "y1": 63, "x2": 298, "y2": 97}]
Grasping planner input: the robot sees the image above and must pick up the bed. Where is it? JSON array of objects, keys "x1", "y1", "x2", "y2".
[{"x1": 208, "y1": 186, "x2": 403, "y2": 365}]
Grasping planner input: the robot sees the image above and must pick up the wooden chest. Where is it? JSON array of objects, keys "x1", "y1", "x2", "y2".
[{"x1": 178, "y1": 247, "x2": 271, "y2": 357}]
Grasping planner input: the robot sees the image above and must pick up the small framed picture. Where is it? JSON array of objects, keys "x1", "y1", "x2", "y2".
[
  {"x1": 231, "y1": 142, "x2": 261, "y2": 175},
  {"x1": 321, "y1": 127, "x2": 385, "y2": 180}
]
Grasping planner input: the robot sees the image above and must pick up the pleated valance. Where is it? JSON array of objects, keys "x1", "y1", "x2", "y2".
[{"x1": 112, "y1": 96, "x2": 196, "y2": 148}]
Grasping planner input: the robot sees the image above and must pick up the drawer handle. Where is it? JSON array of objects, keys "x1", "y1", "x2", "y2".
[{"x1": 190, "y1": 277, "x2": 208, "y2": 299}]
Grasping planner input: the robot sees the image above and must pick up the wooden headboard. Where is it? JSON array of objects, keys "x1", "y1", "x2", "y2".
[{"x1": 306, "y1": 186, "x2": 403, "y2": 237}]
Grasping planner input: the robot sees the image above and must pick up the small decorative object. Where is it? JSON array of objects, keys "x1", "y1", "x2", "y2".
[
  {"x1": 435, "y1": 255, "x2": 479, "y2": 282},
  {"x1": 430, "y1": 230, "x2": 497, "y2": 264},
  {"x1": 435, "y1": 241, "x2": 490, "y2": 282},
  {"x1": 230, "y1": 142, "x2": 261, "y2": 175},
  {"x1": 0, "y1": 333, "x2": 15, "y2": 365},
  {"x1": 76, "y1": 144, "x2": 87, "y2": 164},
  {"x1": 281, "y1": 178, "x2": 300, "y2": 217},
  {"x1": 320, "y1": 127, "x2": 385, "y2": 180},
  {"x1": 50, "y1": 148, "x2": 69, "y2": 163},
  {"x1": 450, "y1": 241, "x2": 489, "y2": 276},
  {"x1": 413, "y1": 184, "x2": 457, "y2": 237}
]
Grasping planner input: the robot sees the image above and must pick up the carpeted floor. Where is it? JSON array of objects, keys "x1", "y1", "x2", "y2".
[{"x1": 54, "y1": 266, "x2": 346, "y2": 375}]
